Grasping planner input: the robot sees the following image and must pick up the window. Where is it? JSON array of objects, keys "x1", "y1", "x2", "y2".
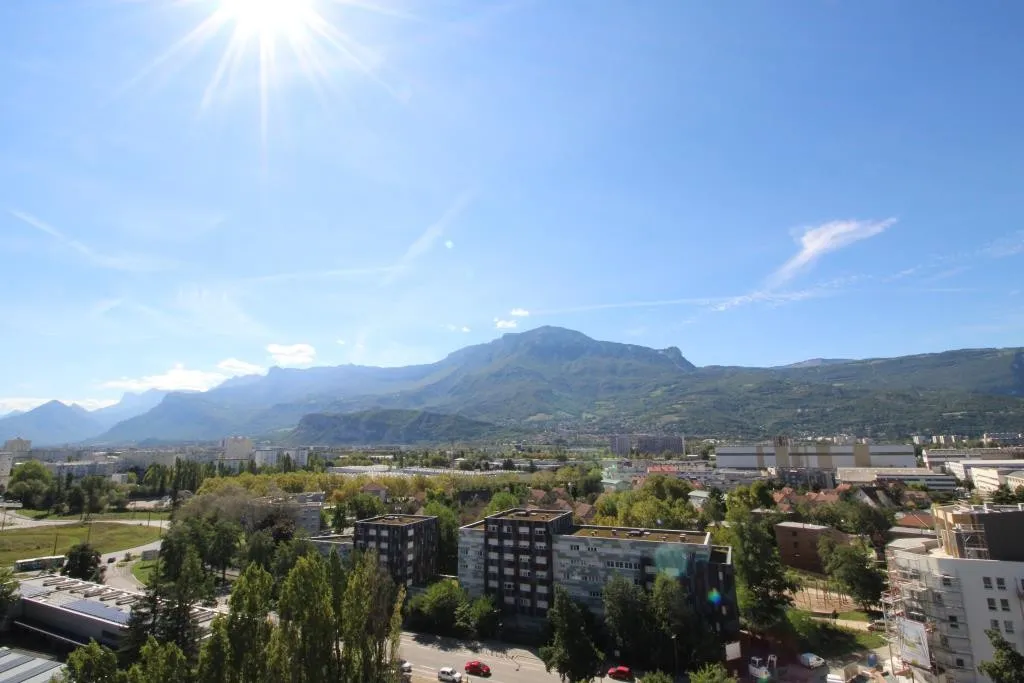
[
  {"x1": 1006, "y1": 621, "x2": 1016, "y2": 634},
  {"x1": 998, "y1": 577, "x2": 1007, "y2": 590},
  {"x1": 519, "y1": 597, "x2": 531, "y2": 606},
  {"x1": 570, "y1": 544, "x2": 580, "y2": 551},
  {"x1": 792, "y1": 530, "x2": 798, "y2": 537},
  {"x1": 955, "y1": 659, "x2": 965, "y2": 669},
  {"x1": 535, "y1": 528, "x2": 545, "y2": 536},
  {"x1": 984, "y1": 577, "x2": 993, "y2": 590},
  {"x1": 793, "y1": 541, "x2": 799, "y2": 548},
  {"x1": 589, "y1": 591, "x2": 602, "y2": 598},
  {"x1": 503, "y1": 526, "x2": 512, "y2": 533},
  {"x1": 948, "y1": 615, "x2": 959, "y2": 629},
  {"x1": 988, "y1": 598, "x2": 997, "y2": 611},
  {"x1": 941, "y1": 577, "x2": 952, "y2": 587},
  {"x1": 587, "y1": 546, "x2": 598, "y2": 552},
  {"x1": 487, "y1": 524, "x2": 497, "y2": 532},
  {"x1": 1002, "y1": 599, "x2": 1011, "y2": 612},
  {"x1": 992, "y1": 619, "x2": 1001, "y2": 631},
  {"x1": 503, "y1": 582, "x2": 515, "y2": 590}
]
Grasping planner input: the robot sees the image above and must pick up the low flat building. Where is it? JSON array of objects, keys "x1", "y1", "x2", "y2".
[
  {"x1": 43, "y1": 460, "x2": 115, "y2": 480},
  {"x1": 945, "y1": 459, "x2": 1024, "y2": 483},
  {"x1": 836, "y1": 467, "x2": 957, "y2": 491},
  {"x1": 354, "y1": 514, "x2": 439, "y2": 587},
  {"x1": 970, "y1": 468, "x2": 1016, "y2": 495},
  {"x1": 458, "y1": 508, "x2": 738, "y2": 638},
  {"x1": 0, "y1": 646, "x2": 64, "y2": 682},
  {"x1": 716, "y1": 441, "x2": 915, "y2": 470},
  {"x1": 13, "y1": 577, "x2": 221, "y2": 650},
  {"x1": 774, "y1": 521, "x2": 849, "y2": 574}
]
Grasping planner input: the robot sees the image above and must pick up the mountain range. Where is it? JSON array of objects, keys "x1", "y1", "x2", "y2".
[
  {"x1": 0, "y1": 390, "x2": 166, "y2": 445},
  {"x1": 3, "y1": 327, "x2": 1023, "y2": 445}
]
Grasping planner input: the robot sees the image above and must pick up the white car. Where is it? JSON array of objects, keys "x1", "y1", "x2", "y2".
[
  {"x1": 800, "y1": 653, "x2": 826, "y2": 669},
  {"x1": 400, "y1": 661, "x2": 413, "y2": 674},
  {"x1": 438, "y1": 666, "x2": 463, "y2": 682}
]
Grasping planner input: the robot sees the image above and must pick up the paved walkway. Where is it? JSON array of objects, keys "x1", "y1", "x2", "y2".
[{"x1": 0, "y1": 510, "x2": 169, "y2": 530}]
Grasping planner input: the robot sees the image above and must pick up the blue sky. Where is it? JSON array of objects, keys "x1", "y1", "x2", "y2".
[{"x1": 1, "y1": 0, "x2": 1023, "y2": 413}]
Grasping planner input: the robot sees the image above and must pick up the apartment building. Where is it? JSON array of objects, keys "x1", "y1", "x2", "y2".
[
  {"x1": 970, "y1": 468, "x2": 1017, "y2": 495},
  {"x1": 945, "y1": 460, "x2": 1024, "y2": 483},
  {"x1": 354, "y1": 514, "x2": 439, "y2": 587},
  {"x1": 775, "y1": 521, "x2": 849, "y2": 574},
  {"x1": 883, "y1": 504, "x2": 1024, "y2": 683},
  {"x1": 458, "y1": 509, "x2": 738, "y2": 637},
  {"x1": 635, "y1": 435, "x2": 685, "y2": 455},
  {"x1": 716, "y1": 441, "x2": 915, "y2": 470},
  {"x1": 1004, "y1": 472, "x2": 1024, "y2": 491}
]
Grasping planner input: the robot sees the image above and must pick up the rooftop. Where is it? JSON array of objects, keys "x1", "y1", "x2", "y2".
[
  {"x1": 485, "y1": 508, "x2": 571, "y2": 523},
  {"x1": 357, "y1": 514, "x2": 436, "y2": 526},
  {"x1": 570, "y1": 525, "x2": 710, "y2": 545},
  {"x1": 776, "y1": 521, "x2": 831, "y2": 531},
  {"x1": 934, "y1": 502, "x2": 1024, "y2": 516},
  {"x1": 837, "y1": 467, "x2": 947, "y2": 479},
  {"x1": 0, "y1": 647, "x2": 64, "y2": 682}
]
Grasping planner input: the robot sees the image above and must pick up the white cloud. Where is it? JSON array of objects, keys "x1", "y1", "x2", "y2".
[
  {"x1": 444, "y1": 324, "x2": 472, "y2": 333},
  {"x1": 336, "y1": 339, "x2": 347, "y2": 345},
  {"x1": 461, "y1": 326, "x2": 471, "y2": 333},
  {"x1": 103, "y1": 364, "x2": 227, "y2": 392},
  {"x1": 770, "y1": 218, "x2": 897, "y2": 286},
  {"x1": 216, "y1": 358, "x2": 265, "y2": 376},
  {"x1": 509, "y1": 308, "x2": 530, "y2": 317},
  {"x1": 267, "y1": 343, "x2": 317, "y2": 367},
  {"x1": 444, "y1": 240, "x2": 454, "y2": 249},
  {"x1": 0, "y1": 397, "x2": 118, "y2": 414},
  {"x1": 494, "y1": 318, "x2": 517, "y2": 329}
]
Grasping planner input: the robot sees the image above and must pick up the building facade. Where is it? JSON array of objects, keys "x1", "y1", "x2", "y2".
[
  {"x1": 635, "y1": 435, "x2": 685, "y2": 455},
  {"x1": 775, "y1": 521, "x2": 848, "y2": 574},
  {"x1": 883, "y1": 504, "x2": 1024, "y2": 683},
  {"x1": 0, "y1": 452, "x2": 13, "y2": 492},
  {"x1": 716, "y1": 441, "x2": 916, "y2": 470},
  {"x1": 354, "y1": 514, "x2": 439, "y2": 587},
  {"x1": 945, "y1": 460, "x2": 1024, "y2": 483},
  {"x1": 836, "y1": 467, "x2": 957, "y2": 492},
  {"x1": 458, "y1": 509, "x2": 739, "y2": 637}
]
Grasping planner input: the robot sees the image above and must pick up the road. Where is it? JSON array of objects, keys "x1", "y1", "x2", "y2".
[
  {"x1": 0, "y1": 509, "x2": 170, "y2": 530},
  {"x1": 101, "y1": 538, "x2": 164, "y2": 591},
  {"x1": 399, "y1": 633, "x2": 560, "y2": 683}
]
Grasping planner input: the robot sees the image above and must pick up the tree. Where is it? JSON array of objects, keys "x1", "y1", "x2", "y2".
[
  {"x1": 125, "y1": 637, "x2": 190, "y2": 683},
  {"x1": 407, "y1": 579, "x2": 466, "y2": 636},
  {"x1": 424, "y1": 501, "x2": 459, "y2": 575},
  {"x1": 341, "y1": 552, "x2": 405, "y2": 683},
  {"x1": 154, "y1": 547, "x2": 208, "y2": 666},
  {"x1": 820, "y1": 539, "x2": 885, "y2": 610},
  {"x1": 196, "y1": 618, "x2": 231, "y2": 683},
  {"x1": 0, "y1": 566, "x2": 19, "y2": 619},
  {"x1": 208, "y1": 518, "x2": 241, "y2": 581},
  {"x1": 992, "y1": 484, "x2": 1017, "y2": 505},
  {"x1": 603, "y1": 574, "x2": 653, "y2": 667},
  {"x1": 226, "y1": 562, "x2": 276, "y2": 682},
  {"x1": 243, "y1": 529, "x2": 276, "y2": 572},
  {"x1": 276, "y1": 554, "x2": 338, "y2": 682},
  {"x1": 540, "y1": 587, "x2": 603, "y2": 683},
  {"x1": 64, "y1": 543, "x2": 102, "y2": 581},
  {"x1": 347, "y1": 492, "x2": 386, "y2": 521},
  {"x1": 689, "y1": 662, "x2": 739, "y2": 683},
  {"x1": 727, "y1": 499, "x2": 796, "y2": 633},
  {"x1": 7, "y1": 460, "x2": 53, "y2": 509},
  {"x1": 65, "y1": 640, "x2": 125, "y2": 683},
  {"x1": 650, "y1": 574, "x2": 718, "y2": 673},
  {"x1": 456, "y1": 595, "x2": 499, "y2": 639},
  {"x1": 484, "y1": 491, "x2": 521, "y2": 516},
  {"x1": 330, "y1": 504, "x2": 348, "y2": 532},
  {"x1": 640, "y1": 673, "x2": 675, "y2": 683},
  {"x1": 979, "y1": 628, "x2": 1024, "y2": 683}
]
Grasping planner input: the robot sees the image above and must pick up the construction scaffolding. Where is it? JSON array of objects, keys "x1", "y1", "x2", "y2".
[{"x1": 882, "y1": 547, "x2": 976, "y2": 683}]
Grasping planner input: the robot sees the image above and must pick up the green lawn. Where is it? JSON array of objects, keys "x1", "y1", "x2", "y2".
[
  {"x1": 837, "y1": 610, "x2": 869, "y2": 622},
  {"x1": 0, "y1": 523, "x2": 162, "y2": 566},
  {"x1": 132, "y1": 560, "x2": 158, "y2": 584},
  {"x1": 17, "y1": 510, "x2": 171, "y2": 522},
  {"x1": 788, "y1": 610, "x2": 885, "y2": 658}
]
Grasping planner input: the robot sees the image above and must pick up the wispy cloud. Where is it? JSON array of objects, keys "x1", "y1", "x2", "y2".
[
  {"x1": 9, "y1": 209, "x2": 174, "y2": 272},
  {"x1": 509, "y1": 308, "x2": 530, "y2": 317},
  {"x1": 444, "y1": 240, "x2": 454, "y2": 249},
  {"x1": 240, "y1": 266, "x2": 398, "y2": 285},
  {"x1": 444, "y1": 324, "x2": 472, "y2": 333},
  {"x1": 216, "y1": 358, "x2": 265, "y2": 376},
  {"x1": 267, "y1": 343, "x2": 316, "y2": 367},
  {"x1": 770, "y1": 218, "x2": 897, "y2": 287},
  {"x1": 103, "y1": 363, "x2": 229, "y2": 392},
  {"x1": 494, "y1": 318, "x2": 517, "y2": 329},
  {"x1": 383, "y1": 191, "x2": 473, "y2": 284},
  {"x1": 981, "y1": 230, "x2": 1024, "y2": 258}
]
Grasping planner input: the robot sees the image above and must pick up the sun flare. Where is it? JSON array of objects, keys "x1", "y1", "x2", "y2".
[{"x1": 218, "y1": 0, "x2": 314, "y2": 37}]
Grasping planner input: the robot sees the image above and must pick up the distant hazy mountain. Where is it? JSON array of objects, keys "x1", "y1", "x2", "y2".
[
  {"x1": 0, "y1": 409, "x2": 24, "y2": 419},
  {"x1": 287, "y1": 409, "x2": 502, "y2": 445},
  {"x1": 92, "y1": 390, "x2": 169, "y2": 429},
  {"x1": 780, "y1": 358, "x2": 853, "y2": 369},
  {"x1": 89, "y1": 328, "x2": 1024, "y2": 443},
  {"x1": 0, "y1": 401, "x2": 104, "y2": 445}
]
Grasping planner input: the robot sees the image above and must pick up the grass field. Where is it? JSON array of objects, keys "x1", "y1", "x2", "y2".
[
  {"x1": 0, "y1": 523, "x2": 163, "y2": 566},
  {"x1": 788, "y1": 609, "x2": 886, "y2": 657},
  {"x1": 18, "y1": 510, "x2": 171, "y2": 522},
  {"x1": 132, "y1": 560, "x2": 158, "y2": 584}
]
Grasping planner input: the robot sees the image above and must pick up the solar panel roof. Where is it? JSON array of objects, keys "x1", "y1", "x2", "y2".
[{"x1": 64, "y1": 599, "x2": 130, "y2": 625}]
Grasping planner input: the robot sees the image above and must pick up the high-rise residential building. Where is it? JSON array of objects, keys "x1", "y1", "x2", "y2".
[
  {"x1": 222, "y1": 436, "x2": 254, "y2": 461},
  {"x1": 2, "y1": 438, "x2": 30, "y2": 454},
  {"x1": 354, "y1": 514, "x2": 439, "y2": 587},
  {"x1": 609, "y1": 435, "x2": 631, "y2": 456},
  {"x1": 883, "y1": 504, "x2": 1024, "y2": 683},
  {"x1": 458, "y1": 508, "x2": 739, "y2": 637},
  {"x1": 635, "y1": 435, "x2": 685, "y2": 455}
]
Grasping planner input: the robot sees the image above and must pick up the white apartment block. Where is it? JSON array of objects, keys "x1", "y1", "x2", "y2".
[
  {"x1": 925, "y1": 449, "x2": 1024, "y2": 471},
  {"x1": 884, "y1": 504, "x2": 1024, "y2": 683},
  {"x1": 970, "y1": 469, "x2": 1015, "y2": 495},
  {"x1": 715, "y1": 441, "x2": 916, "y2": 470},
  {"x1": 945, "y1": 460, "x2": 1024, "y2": 483},
  {"x1": 254, "y1": 447, "x2": 309, "y2": 468},
  {"x1": 1004, "y1": 472, "x2": 1024, "y2": 492},
  {"x1": 222, "y1": 436, "x2": 255, "y2": 461}
]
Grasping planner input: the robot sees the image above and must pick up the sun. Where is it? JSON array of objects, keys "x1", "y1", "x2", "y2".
[{"x1": 218, "y1": 0, "x2": 315, "y2": 37}]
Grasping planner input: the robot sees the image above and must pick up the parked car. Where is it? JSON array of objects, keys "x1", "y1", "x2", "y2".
[
  {"x1": 107, "y1": 557, "x2": 116, "y2": 564},
  {"x1": 607, "y1": 666, "x2": 633, "y2": 681},
  {"x1": 465, "y1": 661, "x2": 491, "y2": 676},
  {"x1": 799, "y1": 653, "x2": 826, "y2": 669},
  {"x1": 868, "y1": 620, "x2": 887, "y2": 632},
  {"x1": 438, "y1": 666, "x2": 463, "y2": 682},
  {"x1": 400, "y1": 660, "x2": 413, "y2": 674}
]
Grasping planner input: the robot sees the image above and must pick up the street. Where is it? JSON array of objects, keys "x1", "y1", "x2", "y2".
[{"x1": 399, "y1": 633, "x2": 561, "y2": 683}]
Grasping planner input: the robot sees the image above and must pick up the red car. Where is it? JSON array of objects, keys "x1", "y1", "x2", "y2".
[
  {"x1": 608, "y1": 666, "x2": 633, "y2": 681},
  {"x1": 465, "y1": 661, "x2": 491, "y2": 676}
]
